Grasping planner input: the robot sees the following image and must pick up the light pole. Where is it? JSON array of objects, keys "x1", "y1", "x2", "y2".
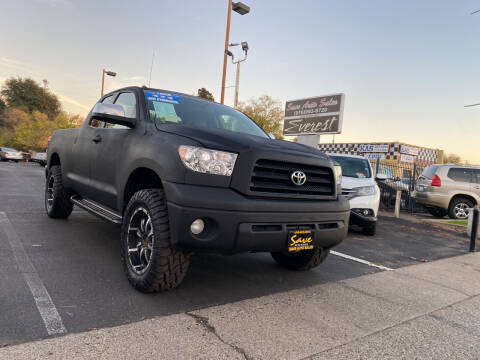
[
  {"x1": 101, "y1": 69, "x2": 117, "y2": 97},
  {"x1": 220, "y1": 1, "x2": 250, "y2": 104},
  {"x1": 228, "y1": 41, "x2": 249, "y2": 108}
]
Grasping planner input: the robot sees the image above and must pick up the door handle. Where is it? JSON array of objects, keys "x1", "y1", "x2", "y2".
[{"x1": 92, "y1": 135, "x2": 102, "y2": 143}]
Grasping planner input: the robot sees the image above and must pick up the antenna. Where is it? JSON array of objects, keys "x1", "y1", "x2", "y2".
[{"x1": 148, "y1": 51, "x2": 155, "y2": 87}]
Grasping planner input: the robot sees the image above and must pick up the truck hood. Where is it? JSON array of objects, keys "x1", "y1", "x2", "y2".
[{"x1": 156, "y1": 124, "x2": 331, "y2": 161}]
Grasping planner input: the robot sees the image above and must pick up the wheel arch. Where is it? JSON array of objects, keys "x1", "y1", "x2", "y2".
[
  {"x1": 448, "y1": 194, "x2": 477, "y2": 209},
  {"x1": 122, "y1": 167, "x2": 163, "y2": 213}
]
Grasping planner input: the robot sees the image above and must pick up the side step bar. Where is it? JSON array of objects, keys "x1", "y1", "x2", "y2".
[{"x1": 70, "y1": 195, "x2": 123, "y2": 225}]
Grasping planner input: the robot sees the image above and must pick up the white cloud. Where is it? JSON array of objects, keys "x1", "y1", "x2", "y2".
[{"x1": 53, "y1": 91, "x2": 90, "y2": 112}]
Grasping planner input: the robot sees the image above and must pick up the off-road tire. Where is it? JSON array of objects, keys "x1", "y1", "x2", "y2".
[
  {"x1": 120, "y1": 188, "x2": 190, "y2": 293},
  {"x1": 45, "y1": 165, "x2": 73, "y2": 219},
  {"x1": 362, "y1": 222, "x2": 377, "y2": 236},
  {"x1": 271, "y1": 248, "x2": 329, "y2": 271},
  {"x1": 426, "y1": 207, "x2": 447, "y2": 218},
  {"x1": 448, "y1": 197, "x2": 474, "y2": 220}
]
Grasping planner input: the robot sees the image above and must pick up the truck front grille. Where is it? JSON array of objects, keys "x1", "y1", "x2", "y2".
[{"x1": 250, "y1": 159, "x2": 334, "y2": 197}]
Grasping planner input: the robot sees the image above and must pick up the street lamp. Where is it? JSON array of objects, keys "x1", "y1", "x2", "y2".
[
  {"x1": 227, "y1": 41, "x2": 249, "y2": 108},
  {"x1": 101, "y1": 69, "x2": 117, "y2": 97},
  {"x1": 220, "y1": 1, "x2": 250, "y2": 104}
]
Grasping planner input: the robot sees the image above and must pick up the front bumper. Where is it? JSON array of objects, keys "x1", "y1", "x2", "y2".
[
  {"x1": 350, "y1": 210, "x2": 377, "y2": 227},
  {"x1": 164, "y1": 181, "x2": 350, "y2": 254}
]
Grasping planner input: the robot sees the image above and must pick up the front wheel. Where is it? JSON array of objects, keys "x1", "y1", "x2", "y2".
[
  {"x1": 271, "y1": 248, "x2": 329, "y2": 271},
  {"x1": 45, "y1": 165, "x2": 73, "y2": 219},
  {"x1": 120, "y1": 188, "x2": 190, "y2": 293}
]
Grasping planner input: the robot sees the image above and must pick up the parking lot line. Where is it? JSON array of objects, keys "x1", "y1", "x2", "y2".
[
  {"x1": 331, "y1": 250, "x2": 394, "y2": 271},
  {"x1": 0, "y1": 212, "x2": 66, "y2": 336}
]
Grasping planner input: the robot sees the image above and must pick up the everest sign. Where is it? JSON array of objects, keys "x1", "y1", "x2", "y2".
[{"x1": 283, "y1": 94, "x2": 345, "y2": 136}]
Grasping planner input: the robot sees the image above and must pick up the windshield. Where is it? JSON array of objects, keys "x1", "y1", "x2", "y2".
[
  {"x1": 330, "y1": 156, "x2": 372, "y2": 178},
  {"x1": 2, "y1": 148, "x2": 17, "y2": 152},
  {"x1": 144, "y1": 90, "x2": 268, "y2": 138}
]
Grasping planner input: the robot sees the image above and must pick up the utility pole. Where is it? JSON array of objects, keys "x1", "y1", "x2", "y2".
[
  {"x1": 228, "y1": 42, "x2": 249, "y2": 108},
  {"x1": 101, "y1": 69, "x2": 117, "y2": 97},
  {"x1": 220, "y1": 1, "x2": 250, "y2": 104}
]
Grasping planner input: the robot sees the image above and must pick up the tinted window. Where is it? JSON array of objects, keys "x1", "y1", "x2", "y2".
[
  {"x1": 115, "y1": 93, "x2": 136, "y2": 118},
  {"x1": 102, "y1": 95, "x2": 115, "y2": 104},
  {"x1": 421, "y1": 165, "x2": 439, "y2": 179},
  {"x1": 330, "y1": 156, "x2": 372, "y2": 178},
  {"x1": 447, "y1": 168, "x2": 472, "y2": 183},
  {"x1": 104, "y1": 93, "x2": 136, "y2": 129},
  {"x1": 2, "y1": 147, "x2": 17, "y2": 152},
  {"x1": 145, "y1": 90, "x2": 268, "y2": 138}
]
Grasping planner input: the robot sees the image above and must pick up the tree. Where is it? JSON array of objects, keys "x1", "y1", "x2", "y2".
[
  {"x1": 443, "y1": 153, "x2": 462, "y2": 164},
  {"x1": 197, "y1": 88, "x2": 215, "y2": 102},
  {"x1": 237, "y1": 95, "x2": 284, "y2": 139},
  {"x1": 0, "y1": 98, "x2": 5, "y2": 113},
  {"x1": 1, "y1": 77, "x2": 61, "y2": 119}
]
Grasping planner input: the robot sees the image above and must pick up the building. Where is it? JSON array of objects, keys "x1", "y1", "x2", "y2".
[{"x1": 318, "y1": 142, "x2": 444, "y2": 167}]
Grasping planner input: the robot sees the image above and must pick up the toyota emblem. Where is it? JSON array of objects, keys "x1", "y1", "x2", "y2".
[{"x1": 291, "y1": 170, "x2": 307, "y2": 186}]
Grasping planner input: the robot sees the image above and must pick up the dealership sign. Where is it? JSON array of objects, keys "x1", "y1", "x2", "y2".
[
  {"x1": 400, "y1": 145, "x2": 419, "y2": 156},
  {"x1": 365, "y1": 153, "x2": 386, "y2": 160},
  {"x1": 358, "y1": 144, "x2": 390, "y2": 153},
  {"x1": 400, "y1": 154, "x2": 415, "y2": 163},
  {"x1": 283, "y1": 93, "x2": 345, "y2": 136}
]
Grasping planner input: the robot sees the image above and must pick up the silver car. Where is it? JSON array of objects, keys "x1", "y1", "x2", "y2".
[
  {"x1": 415, "y1": 164, "x2": 480, "y2": 219},
  {"x1": 0, "y1": 147, "x2": 23, "y2": 162},
  {"x1": 31, "y1": 152, "x2": 47, "y2": 166}
]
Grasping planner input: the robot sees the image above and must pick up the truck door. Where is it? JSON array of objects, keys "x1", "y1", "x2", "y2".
[
  {"x1": 88, "y1": 92, "x2": 137, "y2": 210},
  {"x1": 69, "y1": 95, "x2": 116, "y2": 197}
]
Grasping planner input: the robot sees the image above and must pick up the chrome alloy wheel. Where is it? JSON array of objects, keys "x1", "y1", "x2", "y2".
[
  {"x1": 454, "y1": 203, "x2": 470, "y2": 219},
  {"x1": 46, "y1": 175, "x2": 55, "y2": 209},
  {"x1": 127, "y1": 207, "x2": 154, "y2": 275}
]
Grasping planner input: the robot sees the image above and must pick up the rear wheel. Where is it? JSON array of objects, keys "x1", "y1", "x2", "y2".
[
  {"x1": 121, "y1": 188, "x2": 190, "y2": 292},
  {"x1": 271, "y1": 248, "x2": 329, "y2": 271},
  {"x1": 45, "y1": 165, "x2": 73, "y2": 219},
  {"x1": 448, "y1": 198, "x2": 474, "y2": 220},
  {"x1": 426, "y1": 207, "x2": 447, "y2": 218}
]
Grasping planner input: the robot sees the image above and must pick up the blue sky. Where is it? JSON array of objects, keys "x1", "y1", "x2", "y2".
[{"x1": 1, "y1": 0, "x2": 479, "y2": 162}]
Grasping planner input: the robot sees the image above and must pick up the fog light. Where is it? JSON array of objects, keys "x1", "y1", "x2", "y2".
[
  {"x1": 363, "y1": 209, "x2": 370, "y2": 216},
  {"x1": 190, "y1": 219, "x2": 205, "y2": 235}
]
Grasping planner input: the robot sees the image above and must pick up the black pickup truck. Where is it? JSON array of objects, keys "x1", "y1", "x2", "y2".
[{"x1": 45, "y1": 86, "x2": 349, "y2": 292}]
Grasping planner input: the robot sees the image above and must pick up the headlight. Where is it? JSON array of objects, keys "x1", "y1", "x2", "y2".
[
  {"x1": 333, "y1": 165, "x2": 342, "y2": 185},
  {"x1": 355, "y1": 185, "x2": 376, "y2": 196},
  {"x1": 178, "y1": 145, "x2": 238, "y2": 176}
]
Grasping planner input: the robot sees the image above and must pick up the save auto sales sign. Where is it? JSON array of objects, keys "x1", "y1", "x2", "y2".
[{"x1": 283, "y1": 93, "x2": 345, "y2": 136}]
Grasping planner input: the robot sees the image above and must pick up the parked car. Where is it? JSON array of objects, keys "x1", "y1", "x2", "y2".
[
  {"x1": 329, "y1": 154, "x2": 383, "y2": 236},
  {"x1": 0, "y1": 147, "x2": 23, "y2": 162},
  {"x1": 46, "y1": 86, "x2": 350, "y2": 292},
  {"x1": 415, "y1": 164, "x2": 480, "y2": 219},
  {"x1": 31, "y1": 152, "x2": 47, "y2": 166}
]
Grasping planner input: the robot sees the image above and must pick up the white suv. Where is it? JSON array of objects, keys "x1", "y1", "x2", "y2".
[{"x1": 330, "y1": 154, "x2": 382, "y2": 236}]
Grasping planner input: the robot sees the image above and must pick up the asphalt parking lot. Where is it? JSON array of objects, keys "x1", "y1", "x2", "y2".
[{"x1": 0, "y1": 161, "x2": 471, "y2": 347}]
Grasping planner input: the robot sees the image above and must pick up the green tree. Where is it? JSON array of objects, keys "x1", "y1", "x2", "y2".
[
  {"x1": 0, "y1": 98, "x2": 5, "y2": 113},
  {"x1": 197, "y1": 88, "x2": 215, "y2": 102},
  {"x1": 237, "y1": 95, "x2": 284, "y2": 139},
  {"x1": 1, "y1": 77, "x2": 61, "y2": 119}
]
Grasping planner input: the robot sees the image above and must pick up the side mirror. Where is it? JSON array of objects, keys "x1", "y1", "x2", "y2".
[
  {"x1": 268, "y1": 133, "x2": 276, "y2": 139},
  {"x1": 91, "y1": 103, "x2": 136, "y2": 128},
  {"x1": 375, "y1": 173, "x2": 388, "y2": 181}
]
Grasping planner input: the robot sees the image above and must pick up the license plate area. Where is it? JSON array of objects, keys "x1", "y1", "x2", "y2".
[{"x1": 288, "y1": 230, "x2": 314, "y2": 252}]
